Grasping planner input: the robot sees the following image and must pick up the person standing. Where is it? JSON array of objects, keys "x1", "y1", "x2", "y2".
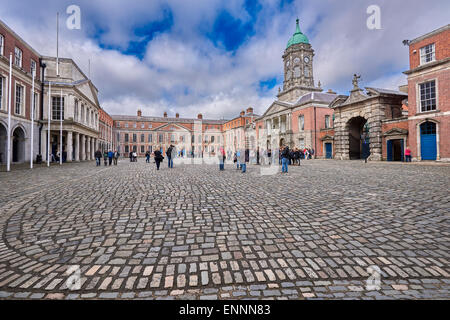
[
  {"x1": 219, "y1": 146, "x2": 226, "y2": 171},
  {"x1": 113, "y1": 150, "x2": 119, "y2": 165},
  {"x1": 235, "y1": 150, "x2": 240, "y2": 170},
  {"x1": 154, "y1": 147, "x2": 163, "y2": 170},
  {"x1": 239, "y1": 149, "x2": 246, "y2": 173},
  {"x1": 103, "y1": 150, "x2": 108, "y2": 166},
  {"x1": 281, "y1": 146, "x2": 289, "y2": 173},
  {"x1": 166, "y1": 145, "x2": 174, "y2": 169},
  {"x1": 267, "y1": 149, "x2": 272, "y2": 165},
  {"x1": 145, "y1": 150, "x2": 151, "y2": 163},
  {"x1": 108, "y1": 150, "x2": 113, "y2": 166},
  {"x1": 95, "y1": 149, "x2": 102, "y2": 166},
  {"x1": 129, "y1": 151, "x2": 133, "y2": 162},
  {"x1": 405, "y1": 146, "x2": 412, "y2": 162}
]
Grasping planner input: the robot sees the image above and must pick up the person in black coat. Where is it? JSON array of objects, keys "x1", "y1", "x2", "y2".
[{"x1": 154, "y1": 148, "x2": 164, "y2": 170}]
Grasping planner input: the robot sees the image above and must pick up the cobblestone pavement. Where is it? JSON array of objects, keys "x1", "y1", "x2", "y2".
[{"x1": 0, "y1": 159, "x2": 449, "y2": 300}]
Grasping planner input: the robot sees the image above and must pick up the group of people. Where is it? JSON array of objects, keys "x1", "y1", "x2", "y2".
[{"x1": 95, "y1": 150, "x2": 119, "y2": 166}]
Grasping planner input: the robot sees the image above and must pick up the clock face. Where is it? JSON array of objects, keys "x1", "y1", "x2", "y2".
[
  {"x1": 294, "y1": 57, "x2": 300, "y2": 64},
  {"x1": 304, "y1": 56, "x2": 310, "y2": 63}
]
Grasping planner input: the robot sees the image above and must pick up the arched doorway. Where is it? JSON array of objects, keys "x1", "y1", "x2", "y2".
[
  {"x1": 347, "y1": 117, "x2": 370, "y2": 160},
  {"x1": 12, "y1": 126, "x2": 26, "y2": 163},
  {"x1": 279, "y1": 138, "x2": 285, "y2": 147},
  {"x1": 420, "y1": 121, "x2": 437, "y2": 160},
  {"x1": 0, "y1": 123, "x2": 7, "y2": 164}
]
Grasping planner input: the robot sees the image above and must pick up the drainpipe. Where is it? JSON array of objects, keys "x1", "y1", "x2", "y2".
[{"x1": 38, "y1": 59, "x2": 46, "y2": 159}]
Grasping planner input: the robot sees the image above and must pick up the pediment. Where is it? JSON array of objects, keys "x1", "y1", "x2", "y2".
[
  {"x1": 320, "y1": 135, "x2": 334, "y2": 141},
  {"x1": 75, "y1": 81, "x2": 100, "y2": 107},
  {"x1": 383, "y1": 128, "x2": 408, "y2": 136},
  {"x1": 262, "y1": 101, "x2": 291, "y2": 118},
  {"x1": 156, "y1": 123, "x2": 190, "y2": 132}
]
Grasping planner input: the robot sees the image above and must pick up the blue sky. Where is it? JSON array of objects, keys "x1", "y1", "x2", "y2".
[{"x1": 1, "y1": 0, "x2": 449, "y2": 118}]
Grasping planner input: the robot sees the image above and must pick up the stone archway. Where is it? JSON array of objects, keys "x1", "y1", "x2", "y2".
[
  {"x1": 0, "y1": 122, "x2": 7, "y2": 164},
  {"x1": 12, "y1": 126, "x2": 26, "y2": 163},
  {"x1": 347, "y1": 116, "x2": 369, "y2": 160}
]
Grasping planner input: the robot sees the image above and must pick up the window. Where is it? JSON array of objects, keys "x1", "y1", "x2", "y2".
[
  {"x1": 31, "y1": 60, "x2": 37, "y2": 76},
  {"x1": 191, "y1": 135, "x2": 195, "y2": 143},
  {"x1": 304, "y1": 66, "x2": 309, "y2": 77},
  {"x1": 141, "y1": 123, "x2": 145, "y2": 129},
  {"x1": 117, "y1": 133, "x2": 120, "y2": 143},
  {"x1": 51, "y1": 96, "x2": 65, "y2": 120},
  {"x1": 325, "y1": 115, "x2": 330, "y2": 129},
  {"x1": 86, "y1": 109, "x2": 90, "y2": 124},
  {"x1": 0, "y1": 35, "x2": 4, "y2": 56},
  {"x1": 298, "y1": 115, "x2": 305, "y2": 131},
  {"x1": 125, "y1": 123, "x2": 129, "y2": 128},
  {"x1": 32, "y1": 92, "x2": 38, "y2": 119},
  {"x1": 211, "y1": 136, "x2": 215, "y2": 143},
  {"x1": 14, "y1": 47, "x2": 22, "y2": 67},
  {"x1": 0, "y1": 76, "x2": 3, "y2": 110},
  {"x1": 15, "y1": 84, "x2": 23, "y2": 115},
  {"x1": 171, "y1": 134, "x2": 175, "y2": 143},
  {"x1": 133, "y1": 123, "x2": 137, "y2": 128},
  {"x1": 141, "y1": 134, "x2": 145, "y2": 143},
  {"x1": 419, "y1": 80, "x2": 436, "y2": 112},
  {"x1": 148, "y1": 134, "x2": 152, "y2": 143},
  {"x1": 159, "y1": 134, "x2": 163, "y2": 143},
  {"x1": 132, "y1": 134, "x2": 137, "y2": 143},
  {"x1": 294, "y1": 66, "x2": 300, "y2": 77},
  {"x1": 148, "y1": 146, "x2": 153, "y2": 153},
  {"x1": 132, "y1": 145, "x2": 137, "y2": 152},
  {"x1": 117, "y1": 122, "x2": 121, "y2": 128},
  {"x1": 74, "y1": 100, "x2": 79, "y2": 121},
  {"x1": 420, "y1": 121, "x2": 436, "y2": 135},
  {"x1": 148, "y1": 123, "x2": 152, "y2": 129},
  {"x1": 140, "y1": 145, "x2": 145, "y2": 153},
  {"x1": 124, "y1": 133, "x2": 129, "y2": 142},
  {"x1": 125, "y1": 145, "x2": 129, "y2": 153},
  {"x1": 420, "y1": 44, "x2": 435, "y2": 65}
]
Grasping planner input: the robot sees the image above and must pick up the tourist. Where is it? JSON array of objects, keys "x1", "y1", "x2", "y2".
[
  {"x1": 405, "y1": 146, "x2": 412, "y2": 162},
  {"x1": 304, "y1": 148, "x2": 309, "y2": 160},
  {"x1": 94, "y1": 149, "x2": 102, "y2": 166},
  {"x1": 103, "y1": 150, "x2": 108, "y2": 166},
  {"x1": 236, "y1": 150, "x2": 241, "y2": 170},
  {"x1": 219, "y1": 146, "x2": 226, "y2": 171},
  {"x1": 145, "y1": 150, "x2": 151, "y2": 163},
  {"x1": 281, "y1": 146, "x2": 290, "y2": 173},
  {"x1": 267, "y1": 149, "x2": 272, "y2": 165},
  {"x1": 132, "y1": 151, "x2": 137, "y2": 162},
  {"x1": 129, "y1": 151, "x2": 133, "y2": 162},
  {"x1": 108, "y1": 150, "x2": 113, "y2": 166},
  {"x1": 310, "y1": 148, "x2": 315, "y2": 159},
  {"x1": 154, "y1": 147, "x2": 164, "y2": 170},
  {"x1": 113, "y1": 150, "x2": 119, "y2": 165},
  {"x1": 166, "y1": 145, "x2": 174, "y2": 168},
  {"x1": 239, "y1": 148, "x2": 247, "y2": 173}
]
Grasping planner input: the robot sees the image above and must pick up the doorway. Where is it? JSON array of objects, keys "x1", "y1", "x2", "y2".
[
  {"x1": 387, "y1": 139, "x2": 404, "y2": 161},
  {"x1": 348, "y1": 117, "x2": 369, "y2": 160}
]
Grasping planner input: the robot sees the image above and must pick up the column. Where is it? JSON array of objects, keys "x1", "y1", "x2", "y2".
[
  {"x1": 81, "y1": 134, "x2": 86, "y2": 161},
  {"x1": 91, "y1": 138, "x2": 95, "y2": 160},
  {"x1": 40, "y1": 129, "x2": 47, "y2": 159},
  {"x1": 87, "y1": 137, "x2": 91, "y2": 161},
  {"x1": 67, "y1": 131, "x2": 73, "y2": 162},
  {"x1": 74, "y1": 133, "x2": 80, "y2": 161}
]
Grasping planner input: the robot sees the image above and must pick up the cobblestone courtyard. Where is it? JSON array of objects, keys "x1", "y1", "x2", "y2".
[{"x1": 0, "y1": 160, "x2": 449, "y2": 300}]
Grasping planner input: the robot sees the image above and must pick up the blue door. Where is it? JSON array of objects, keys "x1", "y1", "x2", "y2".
[
  {"x1": 325, "y1": 143, "x2": 332, "y2": 159},
  {"x1": 420, "y1": 122, "x2": 437, "y2": 160},
  {"x1": 387, "y1": 140, "x2": 393, "y2": 161}
]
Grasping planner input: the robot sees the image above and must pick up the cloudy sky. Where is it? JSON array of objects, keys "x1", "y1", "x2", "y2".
[{"x1": 1, "y1": 0, "x2": 449, "y2": 119}]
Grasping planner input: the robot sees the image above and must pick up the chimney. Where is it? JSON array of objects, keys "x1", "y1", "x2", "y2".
[
  {"x1": 327, "y1": 89, "x2": 336, "y2": 94},
  {"x1": 197, "y1": 113, "x2": 203, "y2": 120},
  {"x1": 164, "y1": 111, "x2": 168, "y2": 118},
  {"x1": 246, "y1": 107, "x2": 253, "y2": 114},
  {"x1": 176, "y1": 113, "x2": 179, "y2": 118},
  {"x1": 137, "y1": 109, "x2": 142, "y2": 117},
  {"x1": 240, "y1": 111, "x2": 245, "y2": 116}
]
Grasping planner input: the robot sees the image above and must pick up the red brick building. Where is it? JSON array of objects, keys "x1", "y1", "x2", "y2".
[
  {"x1": 404, "y1": 24, "x2": 450, "y2": 161},
  {"x1": 98, "y1": 108, "x2": 113, "y2": 152},
  {"x1": 0, "y1": 19, "x2": 42, "y2": 164}
]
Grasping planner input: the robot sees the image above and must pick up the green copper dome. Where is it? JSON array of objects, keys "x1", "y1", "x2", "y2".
[{"x1": 286, "y1": 19, "x2": 309, "y2": 48}]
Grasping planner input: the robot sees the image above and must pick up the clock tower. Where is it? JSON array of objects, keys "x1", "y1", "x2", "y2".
[{"x1": 278, "y1": 19, "x2": 322, "y2": 102}]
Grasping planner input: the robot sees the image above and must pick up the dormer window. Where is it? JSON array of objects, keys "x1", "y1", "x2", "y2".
[{"x1": 420, "y1": 43, "x2": 435, "y2": 65}]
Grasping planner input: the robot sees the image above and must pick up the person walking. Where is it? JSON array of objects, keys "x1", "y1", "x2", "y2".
[
  {"x1": 239, "y1": 149, "x2": 246, "y2": 173},
  {"x1": 95, "y1": 149, "x2": 102, "y2": 166},
  {"x1": 166, "y1": 145, "x2": 174, "y2": 169},
  {"x1": 107, "y1": 150, "x2": 113, "y2": 166},
  {"x1": 113, "y1": 150, "x2": 119, "y2": 165},
  {"x1": 267, "y1": 149, "x2": 272, "y2": 165},
  {"x1": 103, "y1": 150, "x2": 108, "y2": 166},
  {"x1": 405, "y1": 146, "x2": 412, "y2": 162},
  {"x1": 154, "y1": 147, "x2": 163, "y2": 170},
  {"x1": 281, "y1": 146, "x2": 290, "y2": 173},
  {"x1": 219, "y1": 146, "x2": 226, "y2": 171},
  {"x1": 145, "y1": 150, "x2": 151, "y2": 163}
]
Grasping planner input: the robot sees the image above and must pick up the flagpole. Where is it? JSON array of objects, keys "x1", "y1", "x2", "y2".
[
  {"x1": 6, "y1": 53, "x2": 12, "y2": 172},
  {"x1": 56, "y1": 12, "x2": 59, "y2": 77},
  {"x1": 60, "y1": 89, "x2": 62, "y2": 165},
  {"x1": 30, "y1": 68, "x2": 35, "y2": 169},
  {"x1": 47, "y1": 82, "x2": 51, "y2": 167}
]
